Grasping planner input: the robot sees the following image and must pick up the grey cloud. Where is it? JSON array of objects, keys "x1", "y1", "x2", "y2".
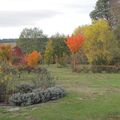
[
  {"x1": 65, "y1": 3, "x2": 92, "y2": 9},
  {"x1": 0, "y1": 10, "x2": 61, "y2": 27},
  {"x1": 62, "y1": 1, "x2": 95, "y2": 13},
  {"x1": 69, "y1": 4, "x2": 92, "y2": 13}
]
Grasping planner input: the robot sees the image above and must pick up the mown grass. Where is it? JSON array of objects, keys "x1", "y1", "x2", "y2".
[{"x1": 0, "y1": 65, "x2": 120, "y2": 120}]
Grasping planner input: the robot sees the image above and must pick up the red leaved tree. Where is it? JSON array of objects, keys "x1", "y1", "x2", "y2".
[
  {"x1": 66, "y1": 34, "x2": 85, "y2": 70},
  {"x1": 11, "y1": 46, "x2": 25, "y2": 67}
]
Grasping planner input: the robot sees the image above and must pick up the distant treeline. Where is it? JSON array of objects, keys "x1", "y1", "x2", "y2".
[{"x1": 0, "y1": 39, "x2": 17, "y2": 43}]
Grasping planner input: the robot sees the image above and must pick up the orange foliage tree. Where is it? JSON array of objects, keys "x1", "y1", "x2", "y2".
[
  {"x1": 25, "y1": 51, "x2": 41, "y2": 68},
  {"x1": 0, "y1": 45, "x2": 41, "y2": 69},
  {"x1": 66, "y1": 34, "x2": 85, "y2": 70}
]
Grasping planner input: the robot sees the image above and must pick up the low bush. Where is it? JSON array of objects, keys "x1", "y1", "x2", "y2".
[
  {"x1": 91, "y1": 65, "x2": 120, "y2": 73},
  {"x1": 16, "y1": 83, "x2": 35, "y2": 93},
  {"x1": 74, "y1": 65, "x2": 91, "y2": 73},
  {"x1": 0, "y1": 71, "x2": 11, "y2": 102},
  {"x1": 0, "y1": 84, "x2": 6, "y2": 102},
  {"x1": 9, "y1": 86, "x2": 66, "y2": 106},
  {"x1": 74, "y1": 65, "x2": 120, "y2": 73},
  {"x1": 31, "y1": 67, "x2": 55, "y2": 89}
]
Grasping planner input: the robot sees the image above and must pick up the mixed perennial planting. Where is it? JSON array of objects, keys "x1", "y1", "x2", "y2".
[{"x1": 0, "y1": 45, "x2": 66, "y2": 105}]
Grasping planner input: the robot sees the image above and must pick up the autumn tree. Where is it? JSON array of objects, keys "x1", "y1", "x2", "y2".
[
  {"x1": 66, "y1": 34, "x2": 85, "y2": 70},
  {"x1": 74, "y1": 19, "x2": 119, "y2": 65},
  {"x1": 25, "y1": 51, "x2": 41, "y2": 68},
  {"x1": 11, "y1": 46, "x2": 25, "y2": 67},
  {"x1": 0, "y1": 45, "x2": 12, "y2": 62},
  {"x1": 44, "y1": 40, "x2": 54, "y2": 65}
]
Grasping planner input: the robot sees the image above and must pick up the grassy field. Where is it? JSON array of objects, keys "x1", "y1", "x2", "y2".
[{"x1": 0, "y1": 65, "x2": 120, "y2": 120}]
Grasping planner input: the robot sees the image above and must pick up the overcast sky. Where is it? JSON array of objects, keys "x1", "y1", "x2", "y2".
[{"x1": 0, "y1": 0, "x2": 97, "y2": 39}]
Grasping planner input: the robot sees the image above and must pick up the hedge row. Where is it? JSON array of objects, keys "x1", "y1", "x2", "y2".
[{"x1": 74, "y1": 65, "x2": 120, "y2": 73}]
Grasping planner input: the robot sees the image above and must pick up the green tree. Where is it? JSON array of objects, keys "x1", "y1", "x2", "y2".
[
  {"x1": 17, "y1": 27, "x2": 48, "y2": 54},
  {"x1": 90, "y1": 0, "x2": 111, "y2": 23},
  {"x1": 19, "y1": 27, "x2": 46, "y2": 38},
  {"x1": 45, "y1": 33, "x2": 70, "y2": 66}
]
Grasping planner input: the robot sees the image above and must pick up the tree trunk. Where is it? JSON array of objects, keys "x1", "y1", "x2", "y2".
[{"x1": 73, "y1": 53, "x2": 76, "y2": 71}]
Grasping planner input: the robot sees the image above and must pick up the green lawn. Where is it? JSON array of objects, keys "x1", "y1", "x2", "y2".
[{"x1": 0, "y1": 65, "x2": 120, "y2": 120}]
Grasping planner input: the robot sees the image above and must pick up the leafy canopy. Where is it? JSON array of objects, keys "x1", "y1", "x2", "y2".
[
  {"x1": 44, "y1": 40, "x2": 54, "y2": 64},
  {"x1": 25, "y1": 51, "x2": 41, "y2": 68},
  {"x1": 90, "y1": 0, "x2": 110, "y2": 23},
  {"x1": 17, "y1": 27, "x2": 48, "y2": 54},
  {"x1": 74, "y1": 19, "x2": 118, "y2": 65},
  {"x1": 0, "y1": 45, "x2": 12, "y2": 62},
  {"x1": 19, "y1": 27, "x2": 47, "y2": 39},
  {"x1": 66, "y1": 34, "x2": 85, "y2": 54}
]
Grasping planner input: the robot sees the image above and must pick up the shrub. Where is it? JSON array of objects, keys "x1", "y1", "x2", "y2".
[
  {"x1": 0, "y1": 45, "x2": 12, "y2": 62},
  {"x1": 9, "y1": 86, "x2": 66, "y2": 106},
  {"x1": 74, "y1": 65, "x2": 120, "y2": 73},
  {"x1": 0, "y1": 62, "x2": 19, "y2": 102},
  {"x1": 31, "y1": 67, "x2": 55, "y2": 89},
  {"x1": 47, "y1": 86, "x2": 66, "y2": 100},
  {"x1": 74, "y1": 65, "x2": 91, "y2": 73},
  {"x1": 16, "y1": 83, "x2": 35, "y2": 93},
  {"x1": 25, "y1": 51, "x2": 41, "y2": 68},
  {"x1": 0, "y1": 83, "x2": 6, "y2": 102},
  {"x1": 91, "y1": 65, "x2": 120, "y2": 73},
  {"x1": 11, "y1": 46, "x2": 25, "y2": 67},
  {"x1": 0, "y1": 72, "x2": 11, "y2": 102}
]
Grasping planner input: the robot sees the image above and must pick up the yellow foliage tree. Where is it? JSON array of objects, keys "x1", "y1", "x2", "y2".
[
  {"x1": 44, "y1": 40, "x2": 54, "y2": 65},
  {"x1": 0, "y1": 45, "x2": 12, "y2": 62},
  {"x1": 74, "y1": 19, "x2": 118, "y2": 65}
]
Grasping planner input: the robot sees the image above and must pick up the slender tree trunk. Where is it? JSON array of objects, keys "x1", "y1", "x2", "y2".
[{"x1": 73, "y1": 53, "x2": 76, "y2": 71}]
